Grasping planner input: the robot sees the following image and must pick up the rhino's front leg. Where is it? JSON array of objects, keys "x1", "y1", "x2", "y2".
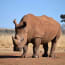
[
  {"x1": 32, "y1": 38, "x2": 41, "y2": 58},
  {"x1": 43, "y1": 43, "x2": 48, "y2": 57},
  {"x1": 21, "y1": 44, "x2": 28, "y2": 58}
]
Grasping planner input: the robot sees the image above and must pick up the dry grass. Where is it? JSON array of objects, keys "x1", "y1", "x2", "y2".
[
  {"x1": 57, "y1": 34, "x2": 65, "y2": 48},
  {"x1": 0, "y1": 33, "x2": 65, "y2": 51},
  {"x1": 0, "y1": 34, "x2": 13, "y2": 48}
]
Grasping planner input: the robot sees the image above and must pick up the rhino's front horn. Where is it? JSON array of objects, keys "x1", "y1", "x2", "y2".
[{"x1": 13, "y1": 38, "x2": 19, "y2": 45}]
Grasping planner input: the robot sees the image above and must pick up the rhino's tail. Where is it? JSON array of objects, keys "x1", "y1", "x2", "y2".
[{"x1": 56, "y1": 24, "x2": 61, "y2": 40}]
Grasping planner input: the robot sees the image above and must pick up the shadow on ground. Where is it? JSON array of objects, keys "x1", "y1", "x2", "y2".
[{"x1": 0, "y1": 55, "x2": 21, "y2": 58}]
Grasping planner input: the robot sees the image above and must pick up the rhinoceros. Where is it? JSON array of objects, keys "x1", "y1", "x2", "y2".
[{"x1": 12, "y1": 14, "x2": 61, "y2": 58}]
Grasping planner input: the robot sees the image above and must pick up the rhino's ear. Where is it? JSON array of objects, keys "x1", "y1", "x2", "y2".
[
  {"x1": 22, "y1": 21, "x2": 27, "y2": 28},
  {"x1": 15, "y1": 21, "x2": 27, "y2": 29}
]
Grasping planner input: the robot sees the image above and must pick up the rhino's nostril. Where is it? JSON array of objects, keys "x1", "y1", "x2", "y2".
[
  {"x1": 15, "y1": 35, "x2": 17, "y2": 39},
  {"x1": 20, "y1": 38, "x2": 24, "y2": 41}
]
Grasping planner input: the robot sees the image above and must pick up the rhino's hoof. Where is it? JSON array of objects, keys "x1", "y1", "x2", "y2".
[
  {"x1": 49, "y1": 55, "x2": 56, "y2": 58},
  {"x1": 21, "y1": 55, "x2": 26, "y2": 58},
  {"x1": 42, "y1": 54, "x2": 48, "y2": 57},
  {"x1": 32, "y1": 55, "x2": 39, "y2": 58}
]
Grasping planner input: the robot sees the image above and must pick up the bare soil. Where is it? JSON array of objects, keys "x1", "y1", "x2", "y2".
[{"x1": 0, "y1": 48, "x2": 65, "y2": 65}]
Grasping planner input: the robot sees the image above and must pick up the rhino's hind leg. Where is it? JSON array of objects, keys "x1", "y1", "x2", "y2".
[
  {"x1": 32, "y1": 38, "x2": 41, "y2": 58},
  {"x1": 21, "y1": 44, "x2": 28, "y2": 58},
  {"x1": 49, "y1": 37, "x2": 57, "y2": 57},
  {"x1": 42, "y1": 43, "x2": 48, "y2": 57}
]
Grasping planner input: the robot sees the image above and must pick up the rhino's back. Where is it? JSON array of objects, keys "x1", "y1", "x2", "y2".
[
  {"x1": 38, "y1": 15, "x2": 61, "y2": 42},
  {"x1": 22, "y1": 14, "x2": 61, "y2": 42}
]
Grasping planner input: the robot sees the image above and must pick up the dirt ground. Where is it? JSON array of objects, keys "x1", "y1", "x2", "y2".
[{"x1": 0, "y1": 48, "x2": 65, "y2": 65}]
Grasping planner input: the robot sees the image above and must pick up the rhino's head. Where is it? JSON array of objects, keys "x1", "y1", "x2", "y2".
[{"x1": 12, "y1": 19, "x2": 27, "y2": 51}]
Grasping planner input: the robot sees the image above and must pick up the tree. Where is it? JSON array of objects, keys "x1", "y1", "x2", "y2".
[
  {"x1": 60, "y1": 14, "x2": 65, "y2": 34},
  {"x1": 60, "y1": 14, "x2": 65, "y2": 22}
]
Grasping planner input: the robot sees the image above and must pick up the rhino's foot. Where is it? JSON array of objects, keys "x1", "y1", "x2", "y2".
[
  {"x1": 21, "y1": 55, "x2": 27, "y2": 58},
  {"x1": 20, "y1": 55, "x2": 25, "y2": 58},
  {"x1": 42, "y1": 54, "x2": 48, "y2": 57},
  {"x1": 49, "y1": 54, "x2": 56, "y2": 58},
  {"x1": 32, "y1": 55, "x2": 39, "y2": 58}
]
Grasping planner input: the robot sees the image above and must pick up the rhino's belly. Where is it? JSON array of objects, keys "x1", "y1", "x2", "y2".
[{"x1": 41, "y1": 31, "x2": 57, "y2": 43}]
